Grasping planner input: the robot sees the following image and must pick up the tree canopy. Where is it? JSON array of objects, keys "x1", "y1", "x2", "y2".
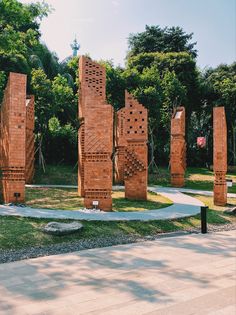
[
  {"x1": 127, "y1": 25, "x2": 197, "y2": 59},
  {"x1": 0, "y1": 2, "x2": 235, "y2": 167}
]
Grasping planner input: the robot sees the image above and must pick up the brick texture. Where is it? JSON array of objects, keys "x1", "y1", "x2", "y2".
[
  {"x1": 115, "y1": 91, "x2": 148, "y2": 200},
  {"x1": 0, "y1": 72, "x2": 26, "y2": 203},
  {"x1": 78, "y1": 56, "x2": 113, "y2": 211},
  {"x1": 170, "y1": 106, "x2": 186, "y2": 187},
  {"x1": 25, "y1": 95, "x2": 35, "y2": 184},
  {"x1": 213, "y1": 107, "x2": 227, "y2": 206}
]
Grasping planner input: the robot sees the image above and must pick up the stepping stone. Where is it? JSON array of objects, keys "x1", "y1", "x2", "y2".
[{"x1": 42, "y1": 221, "x2": 83, "y2": 235}]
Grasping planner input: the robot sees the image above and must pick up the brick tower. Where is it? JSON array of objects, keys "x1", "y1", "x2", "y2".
[
  {"x1": 0, "y1": 72, "x2": 26, "y2": 203},
  {"x1": 170, "y1": 106, "x2": 186, "y2": 187},
  {"x1": 115, "y1": 91, "x2": 148, "y2": 200},
  {"x1": 213, "y1": 107, "x2": 227, "y2": 206},
  {"x1": 78, "y1": 56, "x2": 113, "y2": 211}
]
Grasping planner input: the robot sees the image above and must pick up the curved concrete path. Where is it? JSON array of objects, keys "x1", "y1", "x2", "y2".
[{"x1": 0, "y1": 186, "x2": 204, "y2": 221}]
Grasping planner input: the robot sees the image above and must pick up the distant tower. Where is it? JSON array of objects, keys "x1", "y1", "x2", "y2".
[{"x1": 71, "y1": 37, "x2": 80, "y2": 57}]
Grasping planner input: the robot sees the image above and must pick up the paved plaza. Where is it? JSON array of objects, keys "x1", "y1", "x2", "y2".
[{"x1": 0, "y1": 230, "x2": 235, "y2": 315}]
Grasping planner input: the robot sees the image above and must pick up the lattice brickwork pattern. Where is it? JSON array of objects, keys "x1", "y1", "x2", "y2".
[
  {"x1": 115, "y1": 91, "x2": 148, "y2": 199},
  {"x1": 25, "y1": 95, "x2": 35, "y2": 184},
  {"x1": 213, "y1": 107, "x2": 227, "y2": 206},
  {"x1": 78, "y1": 56, "x2": 113, "y2": 211},
  {"x1": 170, "y1": 107, "x2": 186, "y2": 187},
  {"x1": 0, "y1": 72, "x2": 26, "y2": 203}
]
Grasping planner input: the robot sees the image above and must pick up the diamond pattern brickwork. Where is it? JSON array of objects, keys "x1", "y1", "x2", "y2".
[
  {"x1": 115, "y1": 91, "x2": 148, "y2": 200},
  {"x1": 78, "y1": 56, "x2": 113, "y2": 211}
]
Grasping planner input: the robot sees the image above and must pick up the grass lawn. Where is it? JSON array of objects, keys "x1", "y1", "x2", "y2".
[
  {"x1": 149, "y1": 167, "x2": 236, "y2": 193},
  {"x1": 33, "y1": 164, "x2": 236, "y2": 193},
  {"x1": 25, "y1": 188, "x2": 172, "y2": 212},
  {"x1": 0, "y1": 199, "x2": 235, "y2": 251}
]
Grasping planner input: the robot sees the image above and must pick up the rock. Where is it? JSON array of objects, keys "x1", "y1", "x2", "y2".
[{"x1": 42, "y1": 221, "x2": 83, "y2": 236}]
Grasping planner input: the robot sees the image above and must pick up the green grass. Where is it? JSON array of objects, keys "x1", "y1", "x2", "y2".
[
  {"x1": 149, "y1": 167, "x2": 236, "y2": 193},
  {"x1": 33, "y1": 164, "x2": 236, "y2": 193},
  {"x1": 0, "y1": 204, "x2": 235, "y2": 251},
  {"x1": 33, "y1": 164, "x2": 77, "y2": 185},
  {"x1": 25, "y1": 188, "x2": 172, "y2": 212}
]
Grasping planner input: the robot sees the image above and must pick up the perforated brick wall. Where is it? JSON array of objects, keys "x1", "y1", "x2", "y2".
[
  {"x1": 170, "y1": 107, "x2": 186, "y2": 187},
  {"x1": 25, "y1": 95, "x2": 35, "y2": 184},
  {"x1": 0, "y1": 72, "x2": 26, "y2": 203},
  {"x1": 115, "y1": 91, "x2": 148, "y2": 199},
  {"x1": 78, "y1": 56, "x2": 113, "y2": 211},
  {"x1": 213, "y1": 107, "x2": 227, "y2": 206}
]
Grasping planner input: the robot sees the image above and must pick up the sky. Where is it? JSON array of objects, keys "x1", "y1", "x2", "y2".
[{"x1": 19, "y1": 0, "x2": 236, "y2": 69}]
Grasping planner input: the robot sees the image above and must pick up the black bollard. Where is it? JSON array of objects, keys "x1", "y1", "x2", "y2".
[{"x1": 201, "y1": 206, "x2": 208, "y2": 234}]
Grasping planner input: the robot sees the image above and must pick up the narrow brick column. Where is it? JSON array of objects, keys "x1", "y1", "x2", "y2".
[
  {"x1": 170, "y1": 107, "x2": 186, "y2": 187},
  {"x1": 25, "y1": 95, "x2": 35, "y2": 184},
  {"x1": 115, "y1": 91, "x2": 148, "y2": 200},
  {"x1": 78, "y1": 57, "x2": 113, "y2": 211},
  {"x1": 0, "y1": 72, "x2": 26, "y2": 203},
  {"x1": 213, "y1": 107, "x2": 227, "y2": 206}
]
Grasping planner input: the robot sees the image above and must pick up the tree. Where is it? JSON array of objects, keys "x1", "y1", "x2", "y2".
[
  {"x1": 127, "y1": 25, "x2": 197, "y2": 59},
  {"x1": 204, "y1": 63, "x2": 236, "y2": 165},
  {"x1": 0, "y1": 0, "x2": 50, "y2": 75}
]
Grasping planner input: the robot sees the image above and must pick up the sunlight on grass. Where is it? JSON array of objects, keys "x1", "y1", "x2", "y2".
[{"x1": 26, "y1": 188, "x2": 172, "y2": 212}]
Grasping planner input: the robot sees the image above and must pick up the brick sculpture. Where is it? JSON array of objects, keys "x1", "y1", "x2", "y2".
[
  {"x1": 78, "y1": 56, "x2": 113, "y2": 211},
  {"x1": 25, "y1": 95, "x2": 35, "y2": 184},
  {"x1": 0, "y1": 72, "x2": 26, "y2": 203},
  {"x1": 170, "y1": 106, "x2": 186, "y2": 187},
  {"x1": 115, "y1": 91, "x2": 148, "y2": 200},
  {"x1": 213, "y1": 107, "x2": 227, "y2": 206}
]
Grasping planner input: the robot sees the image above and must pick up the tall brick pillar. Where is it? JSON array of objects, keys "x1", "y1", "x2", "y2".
[
  {"x1": 213, "y1": 107, "x2": 227, "y2": 206},
  {"x1": 170, "y1": 106, "x2": 186, "y2": 187},
  {"x1": 25, "y1": 95, "x2": 35, "y2": 184},
  {"x1": 115, "y1": 91, "x2": 148, "y2": 200},
  {"x1": 0, "y1": 72, "x2": 26, "y2": 203},
  {"x1": 78, "y1": 56, "x2": 113, "y2": 211}
]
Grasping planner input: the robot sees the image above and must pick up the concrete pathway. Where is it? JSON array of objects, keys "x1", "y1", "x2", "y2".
[
  {"x1": 0, "y1": 231, "x2": 235, "y2": 315},
  {"x1": 0, "y1": 187, "x2": 204, "y2": 221}
]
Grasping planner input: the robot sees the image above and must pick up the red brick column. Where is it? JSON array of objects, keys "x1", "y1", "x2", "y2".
[
  {"x1": 25, "y1": 95, "x2": 35, "y2": 184},
  {"x1": 170, "y1": 107, "x2": 186, "y2": 187},
  {"x1": 0, "y1": 72, "x2": 26, "y2": 203},
  {"x1": 115, "y1": 91, "x2": 148, "y2": 200},
  {"x1": 78, "y1": 57, "x2": 113, "y2": 211},
  {"x1": 213, "y1": 107, "x2": 227, "y2": 206}
]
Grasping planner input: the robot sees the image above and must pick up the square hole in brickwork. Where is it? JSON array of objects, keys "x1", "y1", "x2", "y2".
[
  {"x1": 127, "y1": 119, "x2": 130, "y2": 122},
  {"x1": 142, "y1": 118, "x2": 145, "y2": 121},
  {"x1": 140, "y1": 111, "x2": 142, "y2": 114},
  {"x1": 135, "y1": 118, "x2": 137, "y2": 121},
  {"x1": 139, "y1": 126, "x2": 142, "y2": 129},
  {"x1": 130, "y1": 111, "x2": 133, "y2": 114}
]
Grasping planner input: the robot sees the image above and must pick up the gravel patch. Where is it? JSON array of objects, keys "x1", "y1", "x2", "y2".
[{"x1": 1, "y1": 223, "x2": 236, "y2": 264}]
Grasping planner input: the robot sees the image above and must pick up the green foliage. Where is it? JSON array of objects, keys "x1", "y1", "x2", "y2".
[
  {"x1": 0, "y1": 70, "x2": 7, "y2": 103},
  {"x1": 100, "y1": 60, "x2": 126, "y2": 110},
  {"x1": 200, "y1": 63, "x2": 236, "y2": 165},
  {"x1": 127, "y1": 25, "x2": 197, "y2": 59},
  {"x1": 0, "y1": 0, "x2": 50, "y2": 75}
]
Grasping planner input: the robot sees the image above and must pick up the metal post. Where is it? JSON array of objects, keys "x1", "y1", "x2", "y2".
[{"x1": 201, "y1": 206, "x2": 208, "y2": 234}]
